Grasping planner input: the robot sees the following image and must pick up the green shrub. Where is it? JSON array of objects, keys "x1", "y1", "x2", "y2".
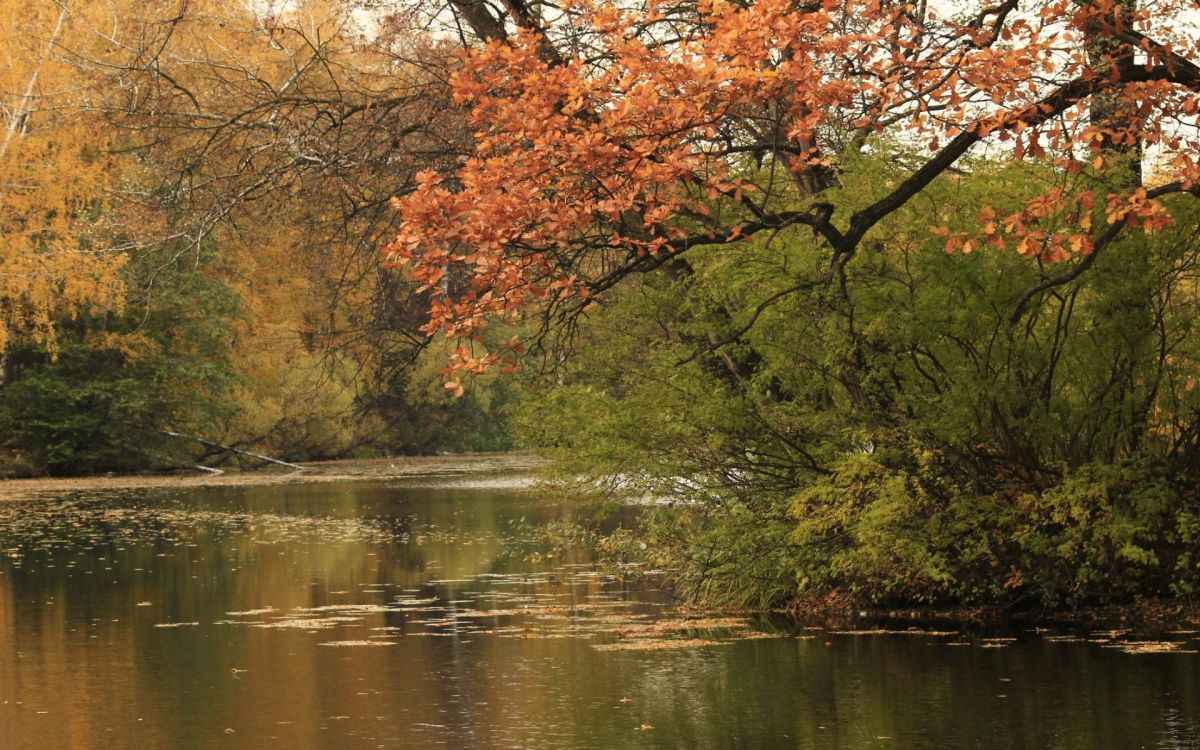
[{"x1": 514, "y1": 152, "x2": 1200, "y2": 608}]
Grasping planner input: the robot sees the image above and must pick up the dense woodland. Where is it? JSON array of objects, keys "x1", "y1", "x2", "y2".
[
  {"x1": 0, "y1": 1, "x2": 517, "y2": 476},
  {"x1": 4, "y1": 0, "x2": 1200, "y2": 610}
]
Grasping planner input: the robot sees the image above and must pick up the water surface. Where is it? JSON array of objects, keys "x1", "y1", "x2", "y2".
[{"x1": 1, "y1": 462, "x2": 1197, "y2": 749}]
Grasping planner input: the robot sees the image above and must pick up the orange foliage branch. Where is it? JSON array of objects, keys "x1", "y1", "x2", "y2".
[{"x1": 387, "y1": 0, "x2": 1200, "y2": 379}]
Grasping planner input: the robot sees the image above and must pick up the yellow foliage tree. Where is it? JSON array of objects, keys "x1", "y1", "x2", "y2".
[
  {"x1": 107, "y1": 0, "x2": 470, "y2": 455},
  {"x1": 0, "y1": 2, "x2": 129, "y2": 355}
]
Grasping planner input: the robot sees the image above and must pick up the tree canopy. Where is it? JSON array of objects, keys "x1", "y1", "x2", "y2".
[{"x1": 387, "y1": 0, "x2": 1200, "y2": 379}]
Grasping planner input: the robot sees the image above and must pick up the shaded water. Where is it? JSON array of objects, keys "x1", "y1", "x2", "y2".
[{"x1": 1, "y1": 462, "x2": 1197, "y2": 749}]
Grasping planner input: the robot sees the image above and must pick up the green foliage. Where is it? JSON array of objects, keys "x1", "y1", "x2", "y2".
[
  {"x1": 2, "y1": 346, "x2": 164, "y2": 474},
  {"x1": 1015, "y1": 459, "x2": 1195, "y2": 604},
  {"x1": 514, "y1": 150, "x2": 1200, "y2": 609},
  {"x1": 371, "y1": 335, "x2": 518, "y2": 455},
  {"x1": 0, "y1": 247, "x2": 238, "y2": 476},
  {"x1": 0, "y1": 242, "x2": 518, "y2": 475},
  {"x1": 791, "y1": 453, "x2": 972, "y2": 603}
]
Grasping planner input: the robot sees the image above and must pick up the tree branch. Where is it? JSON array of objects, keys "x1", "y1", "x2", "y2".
[{"x1": 1009, "y1": 182, "x2": 1196, "y2": 324}]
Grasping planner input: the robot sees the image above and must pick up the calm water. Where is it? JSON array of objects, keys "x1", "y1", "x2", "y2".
[{"x1": 1, "y1": 464, "x2": 1198, "y2": 749}]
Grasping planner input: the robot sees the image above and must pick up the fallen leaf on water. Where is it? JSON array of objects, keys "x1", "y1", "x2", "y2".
[
  {"x1": 251, "y1": 617, "x2": 362, "y2": 630},
  {"x1": 615, "y1": 617, "x2": 748, "y2": 637},
  {"x1": 831, "y1": 629, "x2": 957, "y2": 637},
  {"x1": 593, "y1": 638, "x2": 727, "y2": 652},
  {"x1": 737, "y1": 631, "x2": 795, "y2": 641},
  {"x1": 1113, "y1": 641, "x2": 1198, "y2": 655}
]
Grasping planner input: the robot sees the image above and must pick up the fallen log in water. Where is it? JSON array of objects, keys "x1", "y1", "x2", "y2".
[
  {"x1": 158, "y1": 430, "x2": 304, "y2": 471},
  {"x1": 137, "y1": 444, "x2": 227, "y2": 476}
]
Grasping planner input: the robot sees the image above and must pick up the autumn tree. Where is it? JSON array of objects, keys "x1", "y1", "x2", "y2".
[
  {"x1": 382, "y1": 0, "x2": 1200, "y2": 608},
  {"x1": 0, "y1": 2, "x2": 130, "y2": 362},
  {"x1": 101, "y1": 0, "x2": 453, "y2": 346},
  {"x1": 388, "y1": 0, "x2": 1200, "y2": 379},
  {"x1": 0, "y1": 1, "x2": 252, "y2": 475},
  {"x1": 92, "y1": 0, "x2": 511, "y2": 455}
]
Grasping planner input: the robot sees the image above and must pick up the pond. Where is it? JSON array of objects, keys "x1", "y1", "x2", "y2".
[{"x1": 1, "y1": 458, "x2": 1197, "y2": 749}]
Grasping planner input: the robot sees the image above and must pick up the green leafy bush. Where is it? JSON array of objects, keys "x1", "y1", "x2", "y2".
[
  {"x1": 513, "y1": 152, "x2": 1200, "y2": 608},
  {"x1": 0, "y1": 247, "x2": 237, "y2": 476}
]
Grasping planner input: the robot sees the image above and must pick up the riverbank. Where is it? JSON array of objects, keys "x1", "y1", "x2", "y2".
[
  {"x1": 0, "y1": 452, "x2": 544, "y2": 501},
  {"x1": 5, "y1": 454, "x2": 1197, "y2": 633},
  {"x1": 771, "y1": 597, "x2": 1200, "y2": 636}
]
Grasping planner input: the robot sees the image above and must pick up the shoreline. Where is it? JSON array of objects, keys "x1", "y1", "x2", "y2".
[
  {"x1": 0, "y1": 451, "x2": 544, "y2": 502},
  {"x1": 762, "y1": 597, "x2": 1200, "y2": 634},
  {"x1": 4, "y1": 453, "x2": 1196, "y2": 632}
]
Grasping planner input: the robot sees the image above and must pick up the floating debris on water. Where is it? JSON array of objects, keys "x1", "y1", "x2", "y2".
[
  {"x1": 593, "y1": 638, "x2": 727, "y2": 652},
  {"x1": 830, "y1": 629, "x2": 958, "y2": 637},
  {"x1": 1110, "y1": 641, "x2": 1198, "y2": 655},
  {"x1": 251, "y1": 617, "x2": 364, "y2": 630}
]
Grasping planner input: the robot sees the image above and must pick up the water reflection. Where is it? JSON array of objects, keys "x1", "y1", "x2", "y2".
[{"x1": 0, "y1": 473, "x2": 1197, "y2": 749}]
